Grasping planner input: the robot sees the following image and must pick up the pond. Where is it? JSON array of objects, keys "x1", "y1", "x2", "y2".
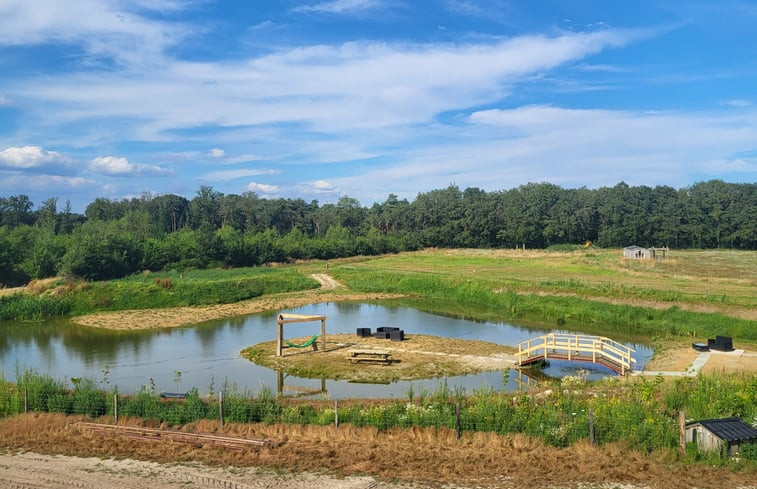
[{"x1": 0, "y1": 301, "x2": 652, "y2": 399}]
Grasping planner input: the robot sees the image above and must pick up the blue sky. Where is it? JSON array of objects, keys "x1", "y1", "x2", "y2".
[{"x1": 1, "y1": 0, "x2": 756, "y2": 212}]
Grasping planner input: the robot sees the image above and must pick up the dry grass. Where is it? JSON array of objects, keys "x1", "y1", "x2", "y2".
[
  {"x1": 0, "y1": 413, "x2": 754, "y2": 489},
  {"x1": 242, "y1": 333, "x2": 516, "y2": 383}
]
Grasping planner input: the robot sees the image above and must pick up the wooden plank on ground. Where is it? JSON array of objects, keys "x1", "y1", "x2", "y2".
[{"x1": 73, "y1": 422, "x2": 272, "y2": 450}]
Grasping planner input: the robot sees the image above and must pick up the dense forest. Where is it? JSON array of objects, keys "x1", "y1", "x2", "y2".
[{"x1": 1, "y1": 180, "x2": 755, "y2": 286}]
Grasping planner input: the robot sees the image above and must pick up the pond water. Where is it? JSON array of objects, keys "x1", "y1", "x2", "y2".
[{"x1": 0, "y1": 301, "x2": 652, "y2": 399}]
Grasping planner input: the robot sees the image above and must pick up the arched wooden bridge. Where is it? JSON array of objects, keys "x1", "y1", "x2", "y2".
[{"x1": 515, "y1": 333, "x2": 636, "y2": 375}]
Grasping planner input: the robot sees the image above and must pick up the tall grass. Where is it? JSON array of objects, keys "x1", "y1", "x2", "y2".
[
  {"x1": 0, "y1": 267, "x2": 319, "y2": 320},
  {"x1": 0, "y1": 294, "x2": 71, "y2": 321},
  {"x1": 1, "y1": 371, "x2": 755, "y2": 464},
  {"x1": 331, "y1": 267, "x2": 757, "y2": 341}
]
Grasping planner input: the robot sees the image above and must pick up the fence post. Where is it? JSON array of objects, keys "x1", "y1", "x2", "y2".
[
  {"x1": 114, "y1": 392, "x2": 118, "y2": 425},
  {"x1": 334, "y1": 400, "x2": 339, "y2": 432},
  {"x1": 219, "y1": 391, "x2": 224, "y2": 428},
  {"x1": 588, "y1": 408, "x2": 594, "y2": 445},
  {"x1": 24, "y1": 386, "x2": 28, "y2": 413},
  {"x1": 455, "y1": 403, "x2": 461, "y2": 440},
  {"x1": 679, "y1": 410, "x2": 686, "y2": 456}
]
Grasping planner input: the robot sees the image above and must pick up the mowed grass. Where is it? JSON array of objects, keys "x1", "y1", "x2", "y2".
[
  {"x1": 326, "y1": 248, "x2": 756, "y2": 310},
  {"x1": 315, "y1": 248, "x2": 756, "y2": 341}
]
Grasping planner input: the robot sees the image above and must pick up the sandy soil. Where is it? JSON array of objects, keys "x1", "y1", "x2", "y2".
[
  {"x1": 1, "y1": 414, "x2": 755, "y2": 489},
  {"x1": 72, "y1": 290, "x2": 403, "y2": 330},
  {"x1": 0, "y1": 450, "x2": 422, "y2": 489},
  {"x1": 701, "y1": 350, "x2": 757, "y2": 374},
  {"x1": 644, "y1": 342, "x2": 757, "y2": 374},
  {"x1": 245, "y1": 333, "x2": 517, "y2": 382},
  {"x1": 644, "y1": 344, "x2": 701, "y2": 372}
]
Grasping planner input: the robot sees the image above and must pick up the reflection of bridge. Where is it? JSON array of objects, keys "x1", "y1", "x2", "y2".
[{"x1": 515, "y1": 333, "x2": 636, "y2": 375}]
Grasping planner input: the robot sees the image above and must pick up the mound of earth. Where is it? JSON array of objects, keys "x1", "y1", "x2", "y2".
[{"x1": 241, "y1": 333, "x2": 517, "y2": 383}]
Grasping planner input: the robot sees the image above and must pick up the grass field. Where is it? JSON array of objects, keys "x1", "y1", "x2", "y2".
[{"x1": 308, "y1": 248, "x2": 756, "y2": 343}]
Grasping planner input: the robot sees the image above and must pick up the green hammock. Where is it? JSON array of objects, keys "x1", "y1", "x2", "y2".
[{"x1": 285, "y1": 334, "x2": 320, "y2": 348}]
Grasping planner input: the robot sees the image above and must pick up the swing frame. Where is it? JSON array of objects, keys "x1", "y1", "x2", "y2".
[{"x1": 276, "y1": 313, "x2": 327, "y2": 357}]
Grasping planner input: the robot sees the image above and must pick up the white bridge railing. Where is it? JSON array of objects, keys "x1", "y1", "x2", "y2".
[{"x1": 516, "y1": 333, "x2": 636, "y2": 375}]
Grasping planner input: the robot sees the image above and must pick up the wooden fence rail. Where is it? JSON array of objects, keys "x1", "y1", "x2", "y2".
[{"x1": 516, "y1": 333, "x2": 636, "y2": 375}]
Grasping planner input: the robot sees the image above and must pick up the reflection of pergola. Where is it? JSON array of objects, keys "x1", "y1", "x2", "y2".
[{"x1": 276, "y1": 313, "x2": 327, "y2": 357}]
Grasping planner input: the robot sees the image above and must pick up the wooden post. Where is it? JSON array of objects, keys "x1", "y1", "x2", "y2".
[
  {"x1": 114, "y1": 393, "x2": 118, "y2": 425},
  {"x1": 679, "y1": 410, "x2": 686, "y2": 456},
  {"x1": 334, "y1": 400, "x2": 339, "y2": 432},
  {"x1": 589, "y1": 408, "x2": 594, "y2": 445},
  {"x1": 277, "y1": 319, "x2": 283, "y2": 357},
  {"x1": 455, "y1": 403, "x2": 461, "y2": 440},
  {"x1": 321, "y1": 318, "x2": 326, "y2": 352},
  {"x1": 218, "y1": 391, "x2": 224, "y2": 427}
]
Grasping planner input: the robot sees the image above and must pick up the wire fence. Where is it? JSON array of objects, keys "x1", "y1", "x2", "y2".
[
  {"x1": 2, "y1": 373, "x2": 756, "y2": 461},
  {"x1": 0, "y1": 381, "x2": 679, "y2": 450}
]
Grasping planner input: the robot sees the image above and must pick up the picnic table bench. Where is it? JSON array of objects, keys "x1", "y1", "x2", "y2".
[{"x1": 347, "y1": 349, "x2": 392, "y2": 364}]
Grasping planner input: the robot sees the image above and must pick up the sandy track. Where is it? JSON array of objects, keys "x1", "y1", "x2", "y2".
[
  {"x1": 0, "y1": 451, "x2": 420, "y2": 489},
  {"x1": 72, "y1": 289, "x2": 403, "y2": 331}
]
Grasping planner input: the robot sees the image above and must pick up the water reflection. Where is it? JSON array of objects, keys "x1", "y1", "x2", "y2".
[{"x1": 0, "y1": 302, "x2": 653, "y2": 398}]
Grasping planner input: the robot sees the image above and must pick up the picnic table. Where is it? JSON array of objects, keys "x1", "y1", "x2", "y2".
[{"x1": 347, "y1": 349, "x2": 392, "y2": 364}]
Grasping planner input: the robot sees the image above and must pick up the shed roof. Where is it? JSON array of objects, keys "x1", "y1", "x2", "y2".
[{"x1": 687, "y1": 417, "x2": 757, "y2": 442}]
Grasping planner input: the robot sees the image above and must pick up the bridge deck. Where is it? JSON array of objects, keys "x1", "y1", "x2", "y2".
[{"x1": 516, "y1": 333, "x2": 635, "y2": 375}]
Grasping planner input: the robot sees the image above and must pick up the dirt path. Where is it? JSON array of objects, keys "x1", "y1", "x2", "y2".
[
  {"x1": 1, "y1": 414, "x2": 755, "y2": 489},
  {"x1": 521, "y1": 290, "x2": 757, "y2": 321},
  {"x1": 310, "y1": 273, "x2": 345, "y2": 289},
  {"x1": 0, "y1": 451, "x2": 422, "y2": 489}
]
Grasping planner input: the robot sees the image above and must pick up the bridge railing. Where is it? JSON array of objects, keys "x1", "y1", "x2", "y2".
[{"x1": 516, "y1": 333, "x2": 636, "y2": 375}]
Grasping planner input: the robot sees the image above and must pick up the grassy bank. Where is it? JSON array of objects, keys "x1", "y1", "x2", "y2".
[
  {"x1": 0, "y1": 267, "x2": 319, "y2": 320},
  {"x1": 321, "y1": 249, "x2": 757, "y2": 341},
  {"x1": 2, "y1": 249, "x2": 755, "y2": 343}
]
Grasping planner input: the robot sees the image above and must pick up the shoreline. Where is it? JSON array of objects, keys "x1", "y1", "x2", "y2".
[{"x1": 71, "y1": 290, "x2": 406, "y2": 331}]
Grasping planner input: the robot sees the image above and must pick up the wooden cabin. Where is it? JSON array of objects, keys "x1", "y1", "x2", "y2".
[
  {"x1": 623, "y1": 246, "x2": 669, "y2": 260},
  {"x1": 685, "y1": 417, "x2": 757, "y2": 456}
]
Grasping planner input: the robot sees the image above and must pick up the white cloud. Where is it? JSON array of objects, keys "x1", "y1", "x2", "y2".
[
  {"x1": 13, "y1": 29, "x2": 639, "y2": 140},
  {"x1": 316, "y1": 104, "x2": 757, "y2": 202},
  {"x1": 208, "y1": 148, "x2": 225, "y2": 158},
  {"x1": 312, "y1": 180, "x2": 336, "y2": 191},
  {"x1": 0, "y1": 173, "x2": 92, "y2": 190},
  {"x1": 204, "y1": 168, "x2": 279, "y2": 181},
  {"x1": 0, "y1": 145, "x2": 72, "y2": 169},
  {"x1": 89, "y1": 155, "x2": 172, "y2": 176},
  {"x1": 293, "y1": 0, "x2": 383, "y2": 14},
  {"x1": 246, "y1": 181, "x2": 279, "y2": 193},
  {"x1": 0, "y1": 93, "x2": 10, "y2": 105},
  {"x1": 725, "y1": 99, "x2": 751, "y2": 107},
  {"x1": 0, "y1": 0, "x2": 192, "y2": 66}
]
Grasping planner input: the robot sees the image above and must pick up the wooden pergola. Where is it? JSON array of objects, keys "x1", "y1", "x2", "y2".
[{"x1": 276, "y1": 313, "x2": 327, "y2": 357}]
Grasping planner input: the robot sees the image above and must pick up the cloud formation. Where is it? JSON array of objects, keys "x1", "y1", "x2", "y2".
[
  {"x1": 247, "y1": 181, "x2": 279, "y2": 194},
  {"x1": 0, "y1": 145, "x2": 72, "y2": 169},
  {"x1": 89, "y1": 156, "x2": 172, "y2": 176},
  {"x1": 293, "y1": 0, "x2": 384, "y2": 14},
  {"x1": 204, "y1": 168, "x2": 279, "y2": 181}
]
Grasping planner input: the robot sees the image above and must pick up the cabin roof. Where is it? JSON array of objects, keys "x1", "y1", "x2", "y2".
[{"x1": 687, "y1": 417, "x2": 757, "y2": 442}]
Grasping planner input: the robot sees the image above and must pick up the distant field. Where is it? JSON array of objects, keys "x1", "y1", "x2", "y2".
[{"x1": 322, "y1": 248, "x2": 756, "y2": 317}]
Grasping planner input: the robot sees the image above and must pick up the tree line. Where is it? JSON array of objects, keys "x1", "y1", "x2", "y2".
[{"x1": 1, "y1": 180, "x2": 754, "y2": 286}]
